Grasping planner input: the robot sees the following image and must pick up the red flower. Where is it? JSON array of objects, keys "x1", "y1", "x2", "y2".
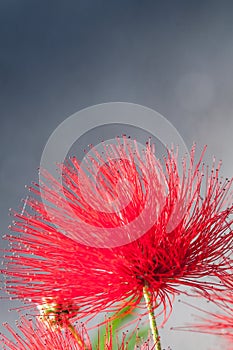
[
  {"x1": 0, "y1": 316, "x2": 90, "y2": 350},
  {"x1": 173, "y1": 294, "x2": 233, "y2": 349},
  {"x1": 0, "y1": 315, "x2": 153, "y2": 350},
  {"x1": 196, "y1": 306, "x2": 233, "y2": 339},
  {"x1": 2, "y1": 138, "x2": 233, "y2": 322}
]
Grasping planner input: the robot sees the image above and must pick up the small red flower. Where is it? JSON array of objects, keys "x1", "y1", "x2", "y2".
[
  {"x1": 0, "y1": 315, "x2": 153, "y2": 350},
  {"x1": 197, "y1": 307, "x2": 233, "y2": 339},
  {"x1": 173, "y1": 293, "x2": 233, "y2": 349},
  {"x1": 2, "y1": 138, "x2": 233, "y2": 322},
  {"x1": 0, "y1": 316, "x2": 90, "y2": 350}
]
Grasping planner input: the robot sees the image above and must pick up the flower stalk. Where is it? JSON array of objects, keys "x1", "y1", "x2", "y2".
[
  {"x1": 67, "y1": 320, "x2": 87, "y2": 348},
  {"x1": 143, "y1": 285, "x2": 161, "y2": 350}
]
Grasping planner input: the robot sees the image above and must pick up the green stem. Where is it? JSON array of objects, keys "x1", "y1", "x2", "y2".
[
  {"x1": 143, "y1": 286, "x2": 162, "y2": 350},
  {"x1": 67, "y1": 320, "x2": 88, "y2": 349}
]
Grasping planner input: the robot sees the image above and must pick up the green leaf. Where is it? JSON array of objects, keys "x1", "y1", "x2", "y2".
[{"x1": 91, "y1": 299, "x2": 149, "y2": 350}]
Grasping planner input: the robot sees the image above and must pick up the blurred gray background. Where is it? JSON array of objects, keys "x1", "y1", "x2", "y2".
[{"x1": 1, "y1": 0, "x2": 233, "y2": 348}]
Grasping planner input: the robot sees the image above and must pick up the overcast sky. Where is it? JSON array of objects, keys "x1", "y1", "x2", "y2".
[{"x1": 1, "y1": 1, "x2": 233, "y2": 349}]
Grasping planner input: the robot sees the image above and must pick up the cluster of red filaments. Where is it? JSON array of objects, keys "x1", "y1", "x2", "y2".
[{"x1": 2, "y1": 138, "x2": 233, "y2": 341}]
